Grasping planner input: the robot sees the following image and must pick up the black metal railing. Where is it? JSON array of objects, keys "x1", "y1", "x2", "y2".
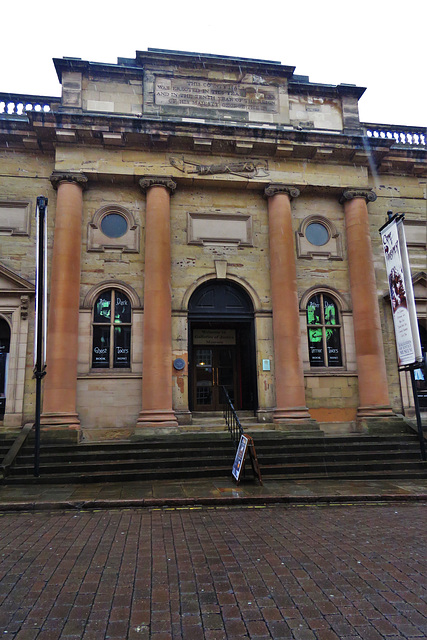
[{"x1": 222, "y1": 386, "x2": 244, "y2": 448}]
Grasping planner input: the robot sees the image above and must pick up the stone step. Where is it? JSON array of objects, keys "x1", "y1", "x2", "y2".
[
  {"x1": 7, "y1": 459, "x2": 427, "y2": 485},
  {"x1": 3, "y1": 432, "x2": 426, "y2": 485},
  {"x1": 13, "y1": 442, "x2": 423, "y2": 467}
]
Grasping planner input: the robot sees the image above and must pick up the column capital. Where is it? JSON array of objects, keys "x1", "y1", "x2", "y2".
[
  {"x1": 139, "y1": 176, "x2": 177, "y2": 194},
  {"x1": 264, "y1": 184, "x2": 300, "y2": 200},
  {"x1": 50, "y1": 171, "x2": 88, "y2": 191},
  {"x1": 340, "y1": 189, "x2": 377, "y2": 205}
]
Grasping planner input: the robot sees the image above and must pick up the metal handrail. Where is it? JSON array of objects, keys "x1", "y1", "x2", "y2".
[{"x1": 222, "y1": 386, "x2": 244, "y2": 449}]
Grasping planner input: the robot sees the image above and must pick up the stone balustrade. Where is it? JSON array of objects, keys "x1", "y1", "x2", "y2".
[
  {"x1": 364, "y1": 123, "x2": 426, "y2": 147},
  {"x1": 0, "y1": 93, "x2": 60, "y2": 116}
]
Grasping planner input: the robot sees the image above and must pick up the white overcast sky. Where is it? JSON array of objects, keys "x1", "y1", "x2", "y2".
[{"x1": 2, "y1": 1, "x2": 425, "y2": 127}]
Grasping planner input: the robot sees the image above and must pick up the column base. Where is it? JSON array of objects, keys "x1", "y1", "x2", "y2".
[
  {"x1": 273, "y1": 406, "x2": 313, "y2": 422},
  {"x1": 273, "y1": 406, "x2": 321, "y2": 433},
  {"x1": 356, "y1": 405, "x2": 395, "y2": 419},
  {"x1": 41, "y1": 412, "x2": 81, "y2": 427},
  {"x1": 175, "y1": 410, "x2": 192, "y2": 426},
  {"x1": 40, "y1": 412, "x2": 81, "y2": 443},
  {"x1": 256, "y1": 409, "x2": 274, "y2": 423},
  {"x1": 135, "y1": 409, "x2": 179, "y2": 436},
  {"x1": 357, "y1": 413, "x2": 409, "y2": 435}
]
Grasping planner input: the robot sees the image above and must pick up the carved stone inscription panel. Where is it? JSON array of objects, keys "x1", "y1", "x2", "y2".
[
  {"x1": 187, "y1": 212, "x2": 253, "y2": 246},
  {"x1": 155, "y1": 77, "x2": 279, "y2": 113},
  {"x1": 0, "y1": 201, "x2": 31, "y2": 236}
]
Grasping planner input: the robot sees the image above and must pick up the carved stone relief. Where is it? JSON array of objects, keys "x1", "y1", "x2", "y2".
[{"x1": 170, "y1": 156, "x2": 269, "y2": 179}]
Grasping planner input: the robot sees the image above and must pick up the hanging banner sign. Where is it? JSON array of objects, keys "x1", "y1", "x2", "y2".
[{"x1": 380, "y1": 216, "x2": 422, "y2": 366}]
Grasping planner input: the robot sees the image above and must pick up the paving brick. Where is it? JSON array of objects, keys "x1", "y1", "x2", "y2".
[{"x1": 0, "y1": 504, "x2": 426, "y2": 639}]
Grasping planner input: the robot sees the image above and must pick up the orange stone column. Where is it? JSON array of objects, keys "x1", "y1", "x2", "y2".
[
  {"x1": 265, "y1": 185, "x2": 313, "y2": 425},
  {"x1": 136, "y1": 177, "x2": 178, "y2": 431},
  {"x1": 42, "y1": 172, "x2": 87, "y2": 432},
  {"x1": 341, "y1": 190, "x2": 393, "y2": 418}
]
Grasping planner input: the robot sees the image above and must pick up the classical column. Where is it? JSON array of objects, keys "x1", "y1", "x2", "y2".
[
  {"x1": 136, "y1": 177, "x2": 178, "y2": 431},
  {"x1": 42, "y1": 172, "x2": 87, "y2": 432},
  {"x1": 341, "y1": 190, "x2": 393, "y2": 418},
  {"x1": 264, "y1": 184, "x2": 313, "y2": 425}
]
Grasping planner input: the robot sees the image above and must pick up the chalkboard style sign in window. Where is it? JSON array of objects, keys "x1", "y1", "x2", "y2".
[
  {"x1": 307, "y1": 293, "x2": 342, "y2": 367},
  {"x1": 92, "y1": 290, "x2": 131, "y2": 369}
]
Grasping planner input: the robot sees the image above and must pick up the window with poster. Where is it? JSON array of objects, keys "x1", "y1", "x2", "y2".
[
  {"x1": 306, "y1": 293, "x2": 343, "y2": 367},
  {"x1": 92, "y1": 289, "x2": 131, "y2": 369}
]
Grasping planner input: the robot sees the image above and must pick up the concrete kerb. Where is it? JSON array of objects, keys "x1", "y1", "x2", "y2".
[{"x1": 1, "y1": 492, "x2": 427, "y2": 512}]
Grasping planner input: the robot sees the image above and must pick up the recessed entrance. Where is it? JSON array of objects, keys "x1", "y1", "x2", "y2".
[
  {"x1": 0, "y1": 318, "x2": 11, "y2": 419},
  {"x1": 188, "y1": 280, "x2": 257, "y2": 413}
]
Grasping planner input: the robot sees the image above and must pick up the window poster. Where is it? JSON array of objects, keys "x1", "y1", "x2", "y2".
[
  {"x1": 324, "y1": 299, "x2": 337, "y2": 324},
  {"x1": 94, "y1": 292, "x2": 111, "y2": 323},
  {"x1": 307, "y1": 296, "x2": 321, "y2": 325},
  {"x1": 326, "y1": 328, "x2": 342, "y2": 366},
  {"x1": 307, "y1": 296, "x2": 323, "y2": 365},
  {"x1": 380, "y1": 218, "x2": 421, "y2": 366},
  {"x1": 308, "y1": 327, "x2": 324, "y2": 366},
  {"x1": 92, "y1": 325, "x2": 110, "y2": 367},
  {"x1": 114, "y1": 326, "x2": 131, "y2": 367},
  {"x1": 114, "y1": 292, "x2": 131, "y2": 323}
]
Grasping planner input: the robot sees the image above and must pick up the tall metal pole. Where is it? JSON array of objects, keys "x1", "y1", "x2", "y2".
[{"x1": 34, "y1": 196, "x2": 47, "y2": 477}]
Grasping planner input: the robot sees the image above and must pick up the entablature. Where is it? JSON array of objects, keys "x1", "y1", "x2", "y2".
[{"x1": 1, "y1": 105, "x2": 426, "y2": 178}]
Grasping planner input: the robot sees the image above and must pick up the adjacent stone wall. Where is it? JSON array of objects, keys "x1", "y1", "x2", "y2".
[{"x1": 0, "y1": 152, "x2": 55, "y2": 427}]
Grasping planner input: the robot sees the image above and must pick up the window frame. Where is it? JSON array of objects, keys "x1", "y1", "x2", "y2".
[
  {"x1": 306, "y1": 292, "x2": 343, "y2": 368},
  {"x1": 92, "y1": 288, "x2": 132, "y2": 370}
]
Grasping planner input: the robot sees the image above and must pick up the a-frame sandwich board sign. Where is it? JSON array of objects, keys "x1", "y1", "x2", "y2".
[{"x1": 232, "y1": 434, "x2": 263, "y2": 485}]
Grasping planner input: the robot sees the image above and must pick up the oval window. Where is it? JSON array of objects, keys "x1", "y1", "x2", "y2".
[
  {"x1": 100, "y1": 213, "x2": 128, "y2": 238},
  {"x1": 305, "y1": 222, "x2": 329, "y2": 246}
]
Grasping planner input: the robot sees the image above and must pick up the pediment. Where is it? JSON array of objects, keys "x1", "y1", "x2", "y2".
[
  {"x1": 413, "y1": 271, "x2": 426, "y2": 300},
  {"x1": 0, "y1": 262, "x2": 35, "y2": 294}
]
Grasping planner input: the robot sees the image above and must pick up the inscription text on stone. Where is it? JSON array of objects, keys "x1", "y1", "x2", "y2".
[{"x1": 155, "y1": 77, "x2": 278, "y2": 113}]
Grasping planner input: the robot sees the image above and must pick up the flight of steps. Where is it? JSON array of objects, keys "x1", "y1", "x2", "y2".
[{"x1": 2, "y1": 430, "x2": 427, "y2": 485}]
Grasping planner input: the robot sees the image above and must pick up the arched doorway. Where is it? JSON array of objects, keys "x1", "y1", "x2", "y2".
[
  {"x1": 188, "y1": 280, "x2": 257, "y2": 412},
  {"x1": 0, "y1": 318, "x2": 11, "y2": 419}
]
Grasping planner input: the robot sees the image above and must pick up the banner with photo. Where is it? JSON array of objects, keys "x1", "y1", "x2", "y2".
[{"x1": 380, "y1": 217, "x2": 422, "y2": 366}]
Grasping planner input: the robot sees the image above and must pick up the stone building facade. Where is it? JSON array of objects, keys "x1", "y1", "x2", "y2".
[{"x1": 0, "y1": 49, "x2": 425, "y2": 441}]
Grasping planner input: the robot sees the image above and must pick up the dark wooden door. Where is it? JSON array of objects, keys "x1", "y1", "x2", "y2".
[{"x1": 193, "y1": 345, "x2": 237, "y2": 411}]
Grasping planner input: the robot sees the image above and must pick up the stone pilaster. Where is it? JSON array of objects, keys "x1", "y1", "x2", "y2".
[
  {"x1": 41, "y1": 172, "x2": 87, "y2": 438},
  {"x1": 135, "y1": 176, "x2": 179, "y2": 434},
  {"x1": 340, "y1": 189, "x2": 394, "y2": 423},
  {"x1": 264, "y1": 185, "x2": 316, "y2": 429}
]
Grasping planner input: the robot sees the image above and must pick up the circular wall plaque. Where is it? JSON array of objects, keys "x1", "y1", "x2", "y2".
[{"x1": 173, "y1": 358, "x2": 185, "y2": 371}]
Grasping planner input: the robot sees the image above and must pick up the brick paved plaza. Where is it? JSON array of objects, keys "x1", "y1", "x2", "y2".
[{"x1": 0, "y1": 503, "x2": 426, "y2": 639}]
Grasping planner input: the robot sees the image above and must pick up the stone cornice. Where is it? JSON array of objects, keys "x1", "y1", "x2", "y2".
[
  {"x1": 339, "y1": 189, "x2": 377, "y2": 205},
  {"x1": 264, "y1": 184, "x2": 300, "y2": 199},
  {"x1": 139, "y1": 176, "x2": 177, "y2": 194},
  {"x1": 50, "y1": 171, "x2": 88, "y2": 190},
  {"x1": 2, "y1": 109, "x2": 424, "y2": 178}
]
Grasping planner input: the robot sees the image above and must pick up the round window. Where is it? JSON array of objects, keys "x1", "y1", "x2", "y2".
[
  {"x1": 305, "y1": 222, "x2": 329, "y2": 246},
  {"x1": 100, "y1": 213, "x2": 128, "y2": 238}
]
